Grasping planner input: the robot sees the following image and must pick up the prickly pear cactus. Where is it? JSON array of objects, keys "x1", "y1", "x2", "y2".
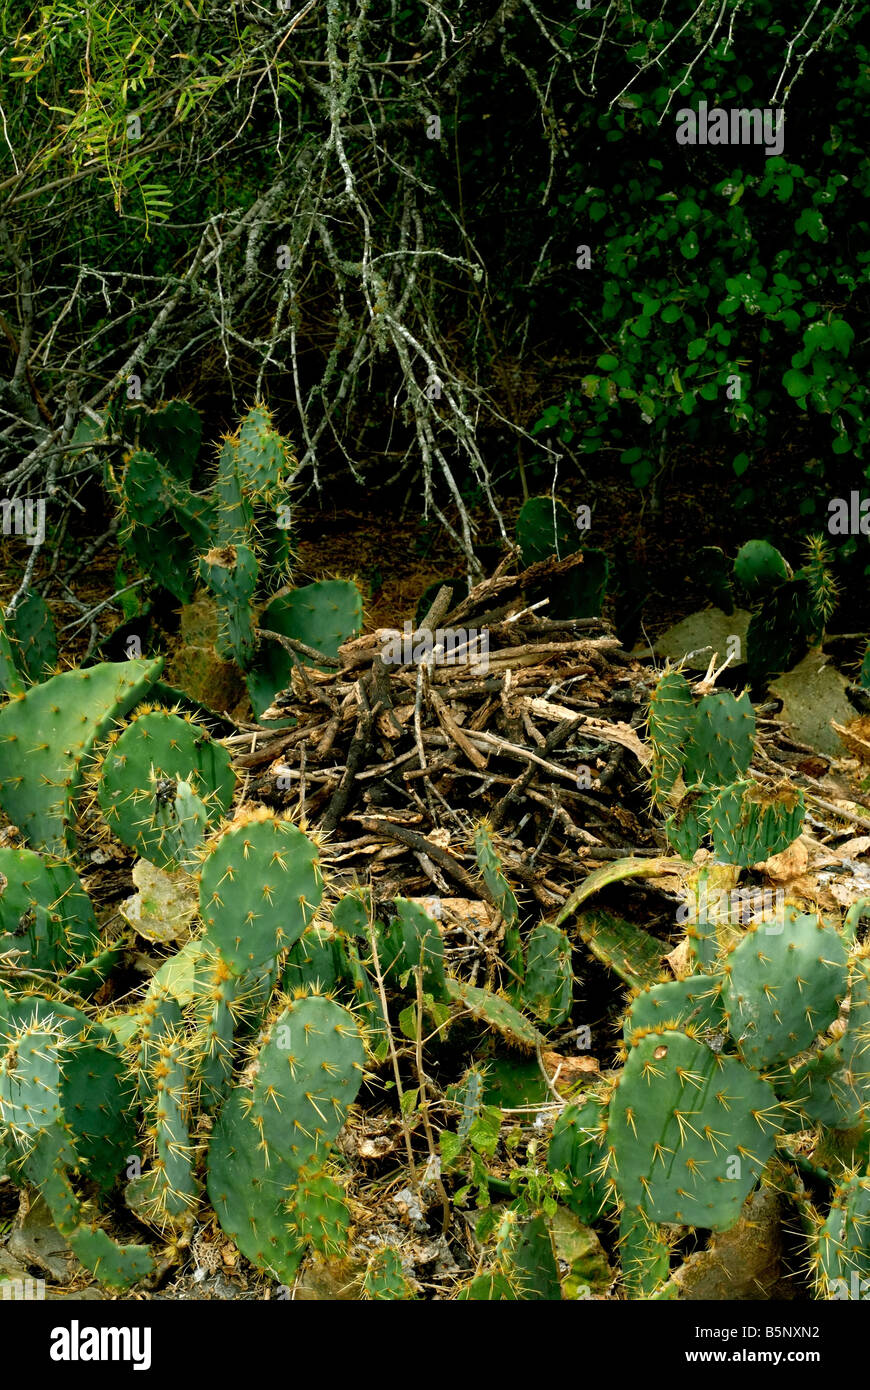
[
  {"x1": 363, "y1": 1246, "x2": 416, "y2": 1299},
  {"x1": 444, "y1": 978, "x2": 543, "y2": 1051},
  {"x1": 516, "y1": 495, "x2": 577, "y2": 565},
  {"x1": 682, "y1": 690, "x2": 756, "y2": 789},
  {"x1": 0, "y1": 657, "x2": 162, "y2": 852},
  {"x1": 198, "y1": 810, "x2": 322, "y2": 973},
  {"x1": 144, "y1": 1033, "x2": 198, "y2": 1222},
  {"x1": 720, "y1": 910, "x2": 848, "y2": 1069},
  {"x1": 2, "y1": 591, "x2": 57, "y2": 687},
  {"x1": 95, "y1": 706, "x2": 236, "y2": 868},
  {"x1": 623, "y1": 973, "x2": 726, "y2": 1041},
  {"x1": 206, "y1": 992, "x2": 364, "y2": 1279},
  {"x1": 618, "y1": 1206, "x2": 672, "y2": 1298},
  {"x1": 607, "y1": 1027, "x2": 782, "y2": 1229},
  {"x1": 473, "y1": 821, "x2": 519, "y2": 925},
  {"x1": 199, "y1": 543, "x2": 259, "y2": 670},
  {"x1": 733, "y1": 539, "x2": 790, "y2": 594},
  {"x1": 707, "y1": 779, "x2": 805, "y2": 867},
  {"x1": 814, "y1": 1175, "x2": 870, "y2": 1297},
  {"x1": 285, "y1": 1160, "x2": 350, "y2": 1255},
  {"x1": 247, "y1": 579, "x2": 363, "y2": 717},
  {"x1": 522, "y1": 922, "x2": 573, "y2": 1025},
  {"x1": 646, "y1": 666, "x2": 696, "y2": 805},
  {"x1": 382, "y1": 897, "x2": 448, "y2": 999},
  {"x1": 0, "y1": 847, "x2": 98, "y2": 972},
  {"x1": 547, "y1": 1096, "x2": 612, "y2": 1223}
]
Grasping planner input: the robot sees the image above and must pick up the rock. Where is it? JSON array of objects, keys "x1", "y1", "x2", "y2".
[
  {"x1": 0, "y1": 1246, "x2": 105, "y2": 1300},
  {"x1": 6, "y1": 1195, "x2": 79, "y2": 1285},
  {"x1": 633, "y1": 607, "x2": 752, "y2": 670},
  {"x1": 292, "y1": 1254, "x2": 367, "y2": 1300},
  {"x1": 769, "y1": 646, "x2": 855, "y2": 758},
  {"x1": 668, "y1": 1188, "x2": 785, "y2": 1299}
]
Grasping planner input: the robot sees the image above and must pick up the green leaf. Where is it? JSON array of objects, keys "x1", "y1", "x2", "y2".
[
  {"x1": 829, "y1": 319, "x2": 854, "y2": 356},
  {"x1": 783, "y1": 369, "x2": 813, "y2": 397},
  {"x1": 795, "y1": 209, "x2": 828, "y2": 242},
  {"x1": 732, "y1": 452, "x2": 750, "y2": 478},
  {"x1": 679, "y1": 231, "x2": 699, "y2": 259},
  {"x1": 440, "y1": 1130, "x2": 463, "y2": 1166}
]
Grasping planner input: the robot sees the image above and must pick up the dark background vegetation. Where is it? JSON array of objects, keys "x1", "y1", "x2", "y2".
[{"x1": 1, "y1": 0, "x2": 867, "y2": 642}]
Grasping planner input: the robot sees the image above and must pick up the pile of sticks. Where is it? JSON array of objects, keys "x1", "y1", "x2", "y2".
[{"x1": 226, "y1": 551, "x2": 660, "y2": 913}]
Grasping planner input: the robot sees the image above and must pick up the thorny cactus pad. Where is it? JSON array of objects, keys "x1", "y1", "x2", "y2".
[
  {"x1": 623, "y1": 973, "x2": 727, "y2": 1042},
  {"x1": 682, "y1": 691, "x2": 756, "y2": 789},
  {"x1": 547, "y1": 1096, "x2": 612, "y2": 1223},
  {"x1": 720, "y1": 910, "x2": 848, "y2": 1070},
  {"x1": 522, "y1": 922, "x2": 573, "y2": 1025},
  {"x1": 95, "y1": 706, "x2": 235, "y2": 868},
  {"x1": 198, "y1": 810, "x2": 322, "y2": 973},
  {"x1": 646, "y1": 666, "x2": 696, "y2": 804},
  {"x1": 707, "y1": 780, "x2": 805, "y2": 867},
  {"x1": 0, "y1": 847, "x2": 98, "y2": 972},
  {"x1": 250, "y1": 993, "x2": 365, "y2": 1167},
  {"x1": 0, "y1": 658, "x2": 161, "y2": 852},
  {"x1": 607, "y1": 1027, "x2": 782, "y2": 1229},
  {"x1": 814, "y1": 1175, "x2": 870, "y2": 1295},
  {"x1": 206, "y1": 992, "x2": 364, "y2": 1280}
]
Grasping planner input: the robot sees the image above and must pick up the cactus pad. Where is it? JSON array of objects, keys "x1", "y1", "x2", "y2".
[
  {"x1": 198, "y1": 811, "x2": 322, "y2": 973},
  {"x1": 721, "y1": 910, "x2": 848, "y2": 1070},
  {"x1": 96, "y1": 707, "x2": 235, "y2": 868},
  {"x1": 608, "y1": 1027, "x2": 782, "y2": 1229},
  {"x1": 0, "y1": 657, "x2": 161, "y2": 852}
]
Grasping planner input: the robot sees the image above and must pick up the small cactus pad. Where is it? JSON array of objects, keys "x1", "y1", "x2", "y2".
[
  {"x1": 547, "y1": 1096, "x2": 611, "y2": 1223},
  {"x1": 646, "y1": 666, "x2": 696, "y2": 804},
  {"x1": 0, "y1": 658, "x2": 161, "y2": 852},
  {"x1": 285, "y1": 1160, "x2": 350, "y2": 1255},
  {"x1": 815, "y1": 1175, "x2": 870, "y2": 1295},
  {"x1": 707, "y1": 780, "x2": 805, "y2": 867},
  {"x1": 734, "y1": 539, "x2": 789, "y2": 594},
  {"x1": 0, "y1": 847, "x2": 98, "y2": 972},
  {"x1": 522, "y1": 922, "x2": 573, "y2": 1025},
  {"x1": 573, "y1": 909, "x2": 664, "y2": 988},
  {"x1": 623, "y1": 973, "x2": 726, "y2": 1042},
  {"x1": 683, "y1": 690, "x2": 755, "y2": 789},
  {"x1": 608, "y1": 1028, "x2": 782, "y2": 1229},
  {"x1": 721, "y1": 910, "x2": 848, "y2": 1069},
  {"x1": 205, "y1": 1088, "x2": 305, "y2": 1285},
  {"x1": 146, "y1": 1034, "x2": 197, "y2": 1221},
  {"x1": 96, "y1": 707, "x2": 235, "y2": 868},
  {"x1": 251, "y1": 994, "x2": 365, "y2": 1167},
  {"x1": 235, "y1": 403, "x2": 296, "y2": 501},
  {"x1": 363, "y1": 1246, "x2": 416, "y2": 1299},
  {"x1": 444, "y1": 979, "x2": 543, "y2": 1050},
  {"x1": 516, "y1": 496, "x2": 577, "y2": 566},
  {"x1": 473, "y1": 822, "x2": 519, "y2": 925},
  {"x1": 247, "y1": 580, "x2": 363, "y2": 718},
  {"x1": 4, "y1": 590, "x2": 57, "y2": 686},
  {"x1": 198, "y1": 812, "x2": 322, "y2": 973},
  {"x1": 619, "y1": 1206, "x2": 671, "y2": 1298},
  {"x1": 199, "y1": 544, "x2": 259, "y2": 669},
  {"x1": 382, "y1": 897, "x2": 448, "y2": 999}
]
